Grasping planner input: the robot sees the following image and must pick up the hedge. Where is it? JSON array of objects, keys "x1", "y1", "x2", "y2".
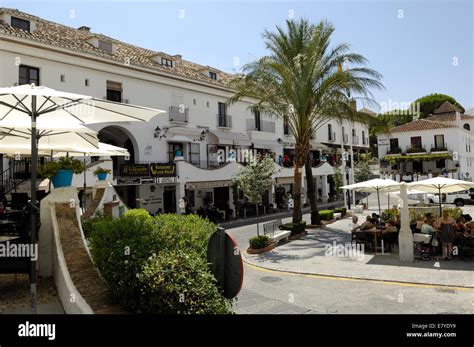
[
  {"x1": 249, "y1": 235, "x2": 270, "y2": 249},
  {"x1": 319, "y1": 210, "x2": 334, "y2": 221},
  {"x1": 280, "y1": 221, "x2": 306, "y2": 233},
  {"x1": 89, "y1": 211, "x2": 233, "y2": 314},
  {"x1": 334, "y1": 207, "x2": 347, "y2": 217}
]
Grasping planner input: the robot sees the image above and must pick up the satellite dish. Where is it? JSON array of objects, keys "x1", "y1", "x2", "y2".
[{"x1": 207, "y1": 227, "x2": 244, "y2": 299}]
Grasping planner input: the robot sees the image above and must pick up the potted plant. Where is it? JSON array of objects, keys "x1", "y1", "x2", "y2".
[
  {"x1": 39, "y1": 157, "x2": 86, "y2": 188},
  {"x1": 93, "y1": 167, "x2": 112, "y2": 181}
]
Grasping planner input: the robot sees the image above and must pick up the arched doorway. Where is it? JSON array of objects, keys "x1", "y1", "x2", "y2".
[{"x1": 98, "y1": 125, "x2": 139, "y2": 208}]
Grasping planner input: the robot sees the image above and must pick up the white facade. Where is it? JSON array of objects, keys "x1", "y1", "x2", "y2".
[{"x1": 0, "y1": 8, "x2": 371, "y2": 214}]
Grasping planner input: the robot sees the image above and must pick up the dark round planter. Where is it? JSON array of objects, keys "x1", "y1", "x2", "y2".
[{"x1": 51, "y1": 169, "x2": 73, "y2": 188}]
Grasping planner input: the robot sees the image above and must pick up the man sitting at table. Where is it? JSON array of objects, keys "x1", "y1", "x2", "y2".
[
  {"x1": 421, "y1": 217, "x2": 436, "y2": 235},
  {"x1": 353, "y1": 216, "x2": 375, "y2": 232}
]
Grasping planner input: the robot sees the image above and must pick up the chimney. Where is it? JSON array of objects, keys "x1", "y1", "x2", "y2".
[
  {"x1": 455, "y1": 111, "x2": 462, "y2": 128},
  {"x1": 174, "y1": 54, "x2": 182, "y2": 60},
  {"x1": 349, "y1": 99, "x2": 357, "y2": 112},
  {"x1": 78, "y1": 26, "x2": 91, "y2": 32}
]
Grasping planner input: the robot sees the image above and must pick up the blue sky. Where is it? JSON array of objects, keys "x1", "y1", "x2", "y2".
[{"x1": 3, "y1": 0, "x2": 473, "y2": 111}]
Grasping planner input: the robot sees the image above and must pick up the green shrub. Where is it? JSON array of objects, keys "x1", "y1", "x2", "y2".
[
  {"x1": 334, "y1": 207, "x2": 347, "y2": 217},
  {"x1": 444, "y1": 207, "x2": 462, "y2": 221},
  {"x1": 81, "y1": 211, "x2": 111, "y2": 239},
  {"x1": 39, "y1": 156, "x2": 86, "y2": 178},
  {"x1": 88, "y1": 210, "x2": 230, "y2": 313},
  {"x1": 319, "y1": 210, "x2": 334, "y2": 221},
  {"x1": 382, "y1": 208, "x2": 399, "y2": 222},
  {"x1": 280, "y1": 221, "x2": 306, "y2": 233},
  {"x1": 249, "y1": 235, "x2": 270, "y2": 249},
  {"x1": 137, "y1": 250, "x2": 232, "y2": 314}
]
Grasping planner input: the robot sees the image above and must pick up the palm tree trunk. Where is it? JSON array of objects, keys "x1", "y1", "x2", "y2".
[
  {"x1": 292, "y1": 161, "x2": 303, "y2": 226},
  {"x1": 305, "y1": 152, "x2": 321, "y2": 226}
]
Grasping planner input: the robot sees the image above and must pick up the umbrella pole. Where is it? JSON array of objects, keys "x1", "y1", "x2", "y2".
[
  {"x1": 377, "y1": 189, "x2": 381, "y2": 221},
  {"x1": 30, "y1": 95, "x2": 38, "y2": 314},
  {"x1": 83, "y1": 153, "x2": 86, "y2": 213},
  {"x1": 49, "y1": 150, "x2": 52, "y2": 193},
  {"x1": 439, "y1": 186, "x2": 442, "y2": 217}
]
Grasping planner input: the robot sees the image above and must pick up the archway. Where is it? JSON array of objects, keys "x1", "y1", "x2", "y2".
[{"x1": 98, "y1": 125, "x2": 139, "y2": 208}]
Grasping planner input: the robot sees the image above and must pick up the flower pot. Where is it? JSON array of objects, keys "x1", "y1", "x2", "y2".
[
  {"x1": 97, "y1": 172, "x2": 107, "y2": 181},
  {"x1": 51, "y1": 169, "x2": 73, "y2": 188}
]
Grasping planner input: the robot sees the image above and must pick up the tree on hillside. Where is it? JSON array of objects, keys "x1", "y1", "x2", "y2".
[
  {"x1": 411, "y1": 93, "x2": 465, "y2": 118},
  {"x1": 228, "y1": 19, "x2": 383, "y2": 231},
  {"x1": 232, "y1": 155, "x2": 275, "y2": 236}
]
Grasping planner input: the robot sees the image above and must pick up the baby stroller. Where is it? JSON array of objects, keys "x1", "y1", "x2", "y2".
[{"x1": 413, "y1": 233, "x2": 434, "y2": 261}]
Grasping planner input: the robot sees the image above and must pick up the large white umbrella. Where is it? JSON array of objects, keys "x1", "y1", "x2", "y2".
[
  {"x1": 407, "y1": 177, "x2": 474, "y2": 215},
  {"x1": 341, "y1": 178, "x2": 401, "y2": 217},
  {"x1": 0, "y1": 84, "x2": 164, "y2": 313}
]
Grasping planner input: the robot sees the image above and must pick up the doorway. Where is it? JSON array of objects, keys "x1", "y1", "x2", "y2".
[{"x1": 163, "y1": 186, "x2": 176, "y2": 213}]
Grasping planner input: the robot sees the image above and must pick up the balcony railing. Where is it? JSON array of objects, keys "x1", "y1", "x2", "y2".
[
  {"x1": 217, "y1": 114, "x2": 232, "y2": 128},
  {"x1": 352, "y1": 135, "x2": 359, "y2": 145},
  {"x1": 362, "y1": 137, "x2": 369, "y2": 145},
  {"x1": 328, "y1": 132, "x2": 336, "y2": 142},
  {"x1": 431, "y1": 143, "x2": 448, "y2": 152},
  {"x1": 246, "y1": 119, "x2": 276, "y2": 133},
  {"x1": 169, "y1": 106, "x2": 189, "y2": 123},
  {"x1": 386, "y1": 147, "x2": 402, "y2": 155},
  {"x1": 406, "y1": 145, "x2": 427, "y2": 154}
]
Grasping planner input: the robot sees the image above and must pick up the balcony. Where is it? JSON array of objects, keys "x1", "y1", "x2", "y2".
[
  {"x1": 386, "y1": 147, "x2": 402, "y2": 155},
  {"x1": 352, "y1": 135, "x2": 359, "y2": 145},
  {"x1": 246, "y1": 119, "x2": 276, "y2": 133},
  {"x1": 406, "y1": 145, "x2": 427, "y2": 154},
  {"x1": 328, "y1": 132, "x2": 336, "y2": 142},
  {"x1": 431, "y1": 143, "x2": 448, "y2": 153},
  {"x1": 217, "y1": 114, "x2": 232, "y2": 129},
  {"x1": 169, "y1": 106, "x2": 189, "y2": 123}
]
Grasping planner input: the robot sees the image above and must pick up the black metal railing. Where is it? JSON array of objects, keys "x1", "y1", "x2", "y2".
[
  {"x1": 169, "y1": 106, "x2": 189, "y2": 123},
  {"x1": 217, "y1": 114, "x2": 232, "y2": 128}
]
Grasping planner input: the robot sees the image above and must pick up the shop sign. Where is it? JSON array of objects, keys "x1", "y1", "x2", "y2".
[
  {"x1": 119, "y1": 163, "x2": 150, "y2": 177},
  {"x1": 150, "y1": 163, "x2": 177, "y2": 177}
]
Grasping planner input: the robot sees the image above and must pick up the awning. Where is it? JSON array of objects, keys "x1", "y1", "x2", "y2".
[
  {"x1": 276, "y1": 177, "x2": 294, "y2": 185},
  {"x1": 209, "y1": 131, "x2": 251, "y2": 146},
  {"x1": 166, "y1": 134, "x2": 193, "y2": 143},
  {"x1": 253, "y1": 140, "x2": 280, "y2": 149},
  {"x1": 186, "y1": 180, "x2": 232, "y2": 189},
  {"x1": 310, "y1": 141, "x2": 329, "y2": 150}
]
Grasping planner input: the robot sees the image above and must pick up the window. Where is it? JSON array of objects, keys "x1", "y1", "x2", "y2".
[
  {"x1": 98, "y1": 40, "x2": 113, "y2": 53},
  {"x1": 352, "y1": 129, "x2": 356, "y2": 136},
  {"x1": 189, "y1": 143, "x2": 200, "y2": 165},
  {"x1": 161, "y1": 58, "x2": 173, "y2": 67},
  {"x1": 410, "y1": 136, "x2": 422, "y2": 148},
  {"x1": 106, "y1": 81, "x2": 122, "y2": 102},
  {"x1": 168, "y1": 143, "x2": 184, "y2": 162},
  {"x1": 254, "y1": 110, "x2": 261, "y2": 131},
  {"x1": 218, "y1": 102, "x2": 227, "y2": 116},
  {"x1": 209, "y1": 71, "x2": 217, "y2": 80},
  {"x1": 328, "y1": 124, "x2": 333, "y2": 140},
  {"x1": 206, "y1": 101, "x2": 209, "y2": 108},
  {"x1": 19, "y1": 65, "x2": 39, "y2": 85},
  {"x1": 60, "y1": 74, "x2": 66, "y2": 83},
  {"x1": 283, "y1": 119, "x2": 290, "y2": 135},
  {"x1": 436, "y1": 159, "x2": 446, "y2": 169},
  {"x1": 434, "y1": 134, "x2": 445, "y2": 149},
  {"x1": 85, "y1": 79, "x2": 90, "y2": 87},
  {"x1": 193, "y1": 99, "x2": 196, "y2": 105},
  {"x1": 11, "y1": 17, "x2": 30, "y2": 32},
  {"x1": 362, "y1": 131, "x2": 366, "y2": 144},
  {"x1": 464, "y1": 124, "x2": 471, "y2": 131},
  {"x1": 389, "y1": 138, "x2": 399, "y2": 150},
  {"x1": 218, "y1": 102, "x2": 228, "y2": 127}
]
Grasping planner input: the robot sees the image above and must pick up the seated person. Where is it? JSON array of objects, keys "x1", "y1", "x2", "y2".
[
  {"x1": 350, "y1": 216, "x2": 359, "y2": 232},
  {"x1": 382, "y1": 220, "x2": 398, "y2": 233},
  {"x1": 415, "y1": 215, "x2": 424, "y2": 233},
  {"x1": 358, "y1": 216, "x2": 375, "y2": 231},
  {"x1": 454, "y1": 218, "x2": 466, "y2": 237},
  {"x1": 463, "y1": 221, "x2": 474, "y2": 238},
  {"x1": 421, "y1": 217, "x2": 436, "y2": 235},
  {"x1": 371, "y1": 213, "x2": 381, "y2": 226}
]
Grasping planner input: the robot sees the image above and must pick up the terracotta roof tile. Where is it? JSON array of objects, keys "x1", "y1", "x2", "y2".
[
  {"x1": 425, "y1": 114, "x2": 474, "y2": 122},
  {"x1": 0, "y1": 8, "x2": 233, "y2": 88},
  {"x1": 433, "y1": 101, "x2": 461, "y2": 114},
  {"x1": 387, "y1": 119, "x2": 456, "y2": 133}
]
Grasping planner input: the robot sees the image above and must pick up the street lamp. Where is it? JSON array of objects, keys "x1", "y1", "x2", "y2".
[{"x1": 345, "y1": 166, "x2": 351, "y2": 209}]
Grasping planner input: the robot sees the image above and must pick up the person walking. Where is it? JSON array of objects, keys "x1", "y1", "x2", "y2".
[
  {"x1": 287, "y1": 193, "x2": 294, "y2": 212},
  {"x1": 436, "y1": 208, "x2": 456, "y2": 260}
]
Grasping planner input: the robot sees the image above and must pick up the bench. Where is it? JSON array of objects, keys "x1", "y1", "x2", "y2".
[
  {"x1": 263, "y1": 219, "x2": 291, "y2": 243},
  {"x1": 334, "y1": 212, "x2": 342, "y2": 220}
]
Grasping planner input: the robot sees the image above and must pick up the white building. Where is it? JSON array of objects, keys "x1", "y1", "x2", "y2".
[
  {"x1": 378, "y1": 101, "x2": 474, "y2": 181},
  {"x1": 0, "y1": 8, "x2": 371, "y2": 216}
]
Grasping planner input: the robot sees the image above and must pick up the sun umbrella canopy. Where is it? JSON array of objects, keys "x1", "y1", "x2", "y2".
[
  {"x1": 341, "y1": 178, "x2": 401, "y2": 193},
  {"x1": 407, "y1": 176, "x2": 474, "y2": 194},
  {"x1": 52, "y1": 142, "x2": 129, "y2": 157},
  {"x1": 0, "y1": 84, "x2": 165, "y2": 124}
]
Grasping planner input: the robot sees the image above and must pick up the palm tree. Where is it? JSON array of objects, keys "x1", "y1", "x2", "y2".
[{"x1": 228, "y1": 19, "x2": 383, "y2": 229}]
